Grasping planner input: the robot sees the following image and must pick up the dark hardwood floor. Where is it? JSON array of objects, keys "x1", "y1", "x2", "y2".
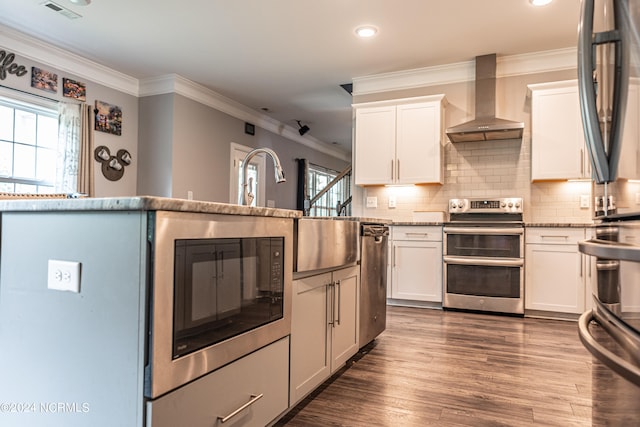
[{"x1": 277, "y1": 306, "x2": 593, "y2": 426}]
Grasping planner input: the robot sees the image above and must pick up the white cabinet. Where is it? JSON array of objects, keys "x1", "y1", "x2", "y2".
[
  {"x1": 389, "y1": 226, "x2": 443, "y2": 303},
  {"x1": 353, "y1": 95, "x2": 446, "y2": 186},
  {"x1": 618, "y1": 81, "x2": 640, "y2": 180},
  {"x1": 525, "y1": 227, "x2": 590, "y2": 314},
  {"x1": 147, "y1": 337, "x2": 289, "y2": 427},
  {"x1": 529, "y1": 81, "x2": 590, "y2": 181},
  {"x1": 289, "y1": 265, "x2": 359, "y2": 406}
]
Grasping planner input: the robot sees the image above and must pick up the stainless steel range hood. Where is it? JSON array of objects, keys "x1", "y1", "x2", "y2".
[{"x1": 446, "y1": 54, "x2": 524, "y2": 143}]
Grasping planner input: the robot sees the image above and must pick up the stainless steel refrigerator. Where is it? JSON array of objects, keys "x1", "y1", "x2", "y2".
[{"x1": 578, "y1": 0, "x2": 640, "y2": 423}]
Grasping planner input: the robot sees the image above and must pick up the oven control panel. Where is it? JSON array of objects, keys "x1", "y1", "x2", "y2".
[{"x1": 449, "y1": 197, "x2": 523, "y2": 214}]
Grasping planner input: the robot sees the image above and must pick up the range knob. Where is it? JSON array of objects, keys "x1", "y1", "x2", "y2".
[
  {"x1": 508, "y1": 202, "x2": 514, "y2": 208},
  {"x1": 515, "y1": 202, "x2": 521, "y2": 208},
  {"x1": 500, "y1": 202, "x2": 506, "y2": 208}
]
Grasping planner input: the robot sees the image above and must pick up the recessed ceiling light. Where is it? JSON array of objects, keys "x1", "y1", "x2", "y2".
[
  {"x1": 69, "y1": 0, "x2": 91, "y2": 4},
  {"x1": 530, "y1": 0, "x2": 552, "y2": 6},
  {"x1": 355, "y1": 26, "x2": 378, "y2": 38}
]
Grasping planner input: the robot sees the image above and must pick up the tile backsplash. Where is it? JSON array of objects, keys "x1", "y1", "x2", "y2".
[{"x1": 357, "y1": 135, "x2": 594, "y2": 224}]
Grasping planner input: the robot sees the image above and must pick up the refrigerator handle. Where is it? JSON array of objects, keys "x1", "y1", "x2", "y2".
[
  {"x1": 579, "y1": 309, "x2": 640, "y2": 388},
  {"x1": 578, "y1": 0, "x2": 628, "y2": 184},
  {"x1": 578, "y1": 0, "x2": 609, "y2": 183}
]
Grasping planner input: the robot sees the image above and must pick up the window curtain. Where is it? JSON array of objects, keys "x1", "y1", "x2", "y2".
[
  {"x1": 77, "y1": 104, "x2": 95, "y2": 196},
  {"x1": 296, "y1": 158, "x2": 308, "y2": 213},
  {"x1": 56, "y1": 102, "x2": 94, "y2": 196}
]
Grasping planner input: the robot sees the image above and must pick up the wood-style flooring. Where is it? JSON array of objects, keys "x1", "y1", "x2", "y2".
[{"x1": 277, "y1": 306, "x2": 593, "y2": 426}]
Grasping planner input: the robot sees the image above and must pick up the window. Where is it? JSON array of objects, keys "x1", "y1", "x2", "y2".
[
  {"x1": 0, "y1": 95, "x2": 59, "y2": 194},
  {"x1": 229, "y1": 143, "x2": 266, "y2": 206},
  {"x1": 307, "y1": 163, "x2": 349, "y2": 217}
]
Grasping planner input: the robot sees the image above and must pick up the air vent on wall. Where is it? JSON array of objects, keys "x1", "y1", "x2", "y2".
[{"x1": 42, "y1": 1, "x2": 82, "y2": 19}]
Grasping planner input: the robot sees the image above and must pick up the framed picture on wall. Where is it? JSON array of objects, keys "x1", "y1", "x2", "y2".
[
  {"x1": 31, "y1": 67, "x2": 58, "y2": 93},
  {"x1": 62, "y1": 78, "x2": 86, "y2": 101},
  {"x1": 94, "y1": 100, "x2": 122, "y2": 136}
]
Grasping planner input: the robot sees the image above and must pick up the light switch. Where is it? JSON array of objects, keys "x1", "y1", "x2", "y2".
[
  {"x1": 389, "y1": 195, "x2": 397, "y2": 208},
  {"x1": 580, "y1": 194, "x2": 590, "y2": 209},
  {"x1": 366, "y1": 196, "x2": 377, "y2": 208},
  {"x1": 48, "y1": 260, "x2": 81, "y2": 293}
]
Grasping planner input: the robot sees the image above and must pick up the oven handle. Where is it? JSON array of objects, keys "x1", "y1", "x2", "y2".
[
  {"x1": 443, "y1": 255, "x2": 524, "y2": 267},
  {"x1": 579, "y1": 239, "x2": 640, "y2": 262},
  {"x1": 578, "y1": 310, "x2": 640, "y2": 388},
  {"x1": 443, "y1": 227, "x2": 524, "y2": 235}
]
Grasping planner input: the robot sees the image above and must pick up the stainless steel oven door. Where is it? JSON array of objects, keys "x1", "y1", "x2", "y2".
[
  {"x1": 443, "y1": 256, "x2": 524, "y2": 314},
  {"x1": 443, "y1": 225, "x2": 524, "y2": 314},
  {"x1": 146, "y1": 211, "x2": 293, "y2": 399}
]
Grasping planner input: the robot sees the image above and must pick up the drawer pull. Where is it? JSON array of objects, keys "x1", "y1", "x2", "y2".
[
  {"x1": 540, "y1": 235, "x2": 569, "y2": 240},
  {"x1": 218, "y1": 393, "x2": 264, "y2": 423}
]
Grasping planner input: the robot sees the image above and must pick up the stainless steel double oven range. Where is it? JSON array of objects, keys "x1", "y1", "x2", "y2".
[{"x1": 443, "y1": 197, "x2": 524, "y2": 315}]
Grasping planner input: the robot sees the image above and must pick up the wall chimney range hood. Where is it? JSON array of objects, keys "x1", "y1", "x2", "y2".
[{"x1": 446, "y1": 54, "x2": 524, "y2": 143}]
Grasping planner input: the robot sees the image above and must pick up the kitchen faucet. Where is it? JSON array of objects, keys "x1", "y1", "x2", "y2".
[{"x1": 239, "y1": 147, "x2": 286, "y2": 206}]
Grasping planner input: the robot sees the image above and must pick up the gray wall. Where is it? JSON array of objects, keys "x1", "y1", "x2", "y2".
[
  {"x1": 0, "y1": 51, "x2": 139, "y2": 197},
  {"x1": 138, "y1": 93, "x2": 349, "y2": 210}
]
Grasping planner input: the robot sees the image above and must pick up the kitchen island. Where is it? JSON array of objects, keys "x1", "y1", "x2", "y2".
[{"x1": 0, "y1": 197, "x2": 300, "y2": 427}]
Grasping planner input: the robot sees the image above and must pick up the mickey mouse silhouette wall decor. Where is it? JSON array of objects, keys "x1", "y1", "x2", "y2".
[{"x1": 94, "y1": 145, "x2": 132, "y2": 181}]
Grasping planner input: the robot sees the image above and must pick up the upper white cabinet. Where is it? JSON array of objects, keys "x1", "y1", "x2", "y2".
[
  {"x1": 618, "y1": 80, "x2": 640, "y2": 180},
  {"x1": 353, "y1": 95, "x2": 446, "y2": 186},
  {"x1": 529, "y1": 81, "x2": 590, "y2": 181}
]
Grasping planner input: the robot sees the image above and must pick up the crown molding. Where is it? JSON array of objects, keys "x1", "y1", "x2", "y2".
[
  {"x1": 140, "y1": 74, "x2": 351, "y2": 162},
  {"x1": 352, "y1": 47, "x2": 577, "y2": 96},
  {"x1": 0, "y1": 25, "x2": 139, "y2": 96},
  {"x1": 0, "y1": 24, "x2": 349, "y2": 161}
]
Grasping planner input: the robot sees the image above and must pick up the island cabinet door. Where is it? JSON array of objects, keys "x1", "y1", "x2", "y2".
[
  {"x1": 330, "y1": 266, "x2": 359, "y2": 372},
  {"x1": 146, "y1": 337, "x2": 289, "y2": 427},
  {"x1": 289, "y1": 272, "x2": 332, "y2": 406}
]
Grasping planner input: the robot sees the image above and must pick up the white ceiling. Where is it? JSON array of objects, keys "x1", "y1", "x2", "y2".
[{"x1": 0, "y1": 0, "x2": 581, "y2": 155}]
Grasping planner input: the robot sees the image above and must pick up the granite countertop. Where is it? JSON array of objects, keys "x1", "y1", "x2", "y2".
[
  {"x1": 525, "y1": 223, "x2": 594, "y2": 228},
  {"x1": 0, "y1": 196, "x2": 303, "y2": 219},
  {"x1": 392, "y1": 221, "x2": 445, "y2": 226}
]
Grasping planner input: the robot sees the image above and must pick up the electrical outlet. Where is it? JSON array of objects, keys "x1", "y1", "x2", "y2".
[
  {"x1": 388, "y1": 195, "x2": 397, "y2": 208},
  {"x1": 187, "y1": 190, "x2": 193, "y2": 200},
  {"x1": 580, "y1": 194, "x2": 590, "y2": 209},
  {"x1": 47, "y1": 260, "x2": 81, "y2": 293},
  {"x1": 366, "y1": 196, "x2": 377, "y2": 208}
]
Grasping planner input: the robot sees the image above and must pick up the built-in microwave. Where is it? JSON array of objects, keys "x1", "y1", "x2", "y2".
[
  {"x1": 146, "y1": 211, "x2": 293, "y2": 399},
  {"x1": 173, "y1": 236, "x2": 284, "y2": 358}
]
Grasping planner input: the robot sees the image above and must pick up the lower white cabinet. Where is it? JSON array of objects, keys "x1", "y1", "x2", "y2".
[
  {"x1": 389, "y1": 226, "x2": 443, "y2": 303},
  {"x1": 146, "y1": 337, "x2": 289, "y2": 427},
  {"x1": 289, "y1": 265, "x2": 359, "y2": 406},
  {"x1": 525, "y1": 227, "x2": 589, "y2": 314}
]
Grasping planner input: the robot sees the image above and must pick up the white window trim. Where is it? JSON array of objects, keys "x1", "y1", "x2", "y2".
[{"x1": 229, "y1": 142, "x2": 266, "y2": 206}]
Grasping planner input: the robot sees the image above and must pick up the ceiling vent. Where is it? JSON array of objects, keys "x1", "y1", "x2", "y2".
[{"x1": 42, "y1": 1, "x2": 82, "y2": 19}]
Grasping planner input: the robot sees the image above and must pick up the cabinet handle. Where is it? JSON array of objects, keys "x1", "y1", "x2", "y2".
[
  {"x1": 393, "y1": 246, "x2": 397, "y2": 268},
  {"x1": 581, "y1": 149, "x2": 584, "y2": 175},
  {"x1": 540, "y1": 235, "x2": 570, "y2": 240},
  {"x1": 405, "y1": 233, "x2": 429, "y2": 238},
  {"x1": 390, "y1": 159, "x2": 394, "y2": 181},
  {"x1": 217, "y1": 393, "x2": 264, "y2": 423},
  {"x1": 580, "y1": 254, "x2": 583, "y2": 278},
  {"x1": 397, "y1": 159, "x2": 400, "y2": 181},
  {"x1": 327, "y1": 282, "x2": 335, "y2": 326},
  {"x1": 335, "y1": 280, "x2": 341, "y2": 327}
]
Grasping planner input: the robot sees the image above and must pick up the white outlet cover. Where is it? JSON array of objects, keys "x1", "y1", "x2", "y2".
[
  {"x1": 389, "y1": 195, "x2": 397, "y2": 208},
  {"x1": 366, "y1": 196, "x2": 377, "y2": 208},
  {"x1": 580, "y1": 195, "x2": 590, "y2": 209},
  {"x1": 47, "y1": 259, "x2": 81, "y2": 293}
]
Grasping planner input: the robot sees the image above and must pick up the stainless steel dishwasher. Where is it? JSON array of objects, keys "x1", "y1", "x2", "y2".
[{"x1": 359, "y1": 223, "x2": 389, "y2": 347}]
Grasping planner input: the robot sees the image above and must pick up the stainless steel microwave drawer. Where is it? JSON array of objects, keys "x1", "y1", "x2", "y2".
[{"x1": 146, "y1": 337, "x2": 289, "y2": 427}]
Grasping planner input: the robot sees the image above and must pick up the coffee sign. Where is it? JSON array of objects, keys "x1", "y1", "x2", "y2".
[{"x1": 0, "y1": 50, "x2": 28, "y2": 80}]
